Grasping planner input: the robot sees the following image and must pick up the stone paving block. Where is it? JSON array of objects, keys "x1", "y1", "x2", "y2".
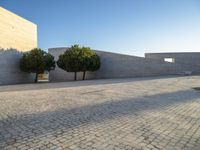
[{"x1": 0, "y1": 76, "x2": 200, "y2": 150}]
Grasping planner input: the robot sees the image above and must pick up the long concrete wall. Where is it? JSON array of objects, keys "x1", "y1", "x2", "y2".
[
  {"x1": 0, "y1": 47, "x2": 199, "y2": 85},
  {"x1": 0, "y1": 7, "x2": 37, "y2": 51},
  {"x1": 49, "y1": 48, "x2": 197, "y2": 82},
  {"x1": 145, "y1": 53, "x2": 200, "y2": 74},
  {"x1": 0, "y1": 49, "x2": 34, "y2": 85}
]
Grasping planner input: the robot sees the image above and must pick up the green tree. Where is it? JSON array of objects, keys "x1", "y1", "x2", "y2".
[
  {"x1": 80, "y1": 47, "x2": 101, "y2": 80},
  {"x1": 20, "y1": 48, "x2": 55, "y2": 83},
  {"x1": 57, "y1": 45, "x2": 82, "y2": 80},
  {"x1": 57, "y1": 45, "x2": 100, "y2": 81}
]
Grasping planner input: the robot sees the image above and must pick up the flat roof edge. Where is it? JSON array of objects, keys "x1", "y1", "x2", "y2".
[
  {"x1": 0, "y1": 7, "x2": 37, "y2": 27},
  {"x1": 145, "y1": 52, "x2": 200, "y2": 55}
]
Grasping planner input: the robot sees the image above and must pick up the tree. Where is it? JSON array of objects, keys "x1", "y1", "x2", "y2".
[
  {"x1": 57, "y1": 45, "x2": 101, "y2": 81},
  {"x1": 20, "y1": 48, "x2": 55, "y2": 83},
  {"x1": 80, "y1": 47, "x2": 101, "y2": 80},
  {"x1": 57, "y1": 45, "x2": 82, "y2": 80}
]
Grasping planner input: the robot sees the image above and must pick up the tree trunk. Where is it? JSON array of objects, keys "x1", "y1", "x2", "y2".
[
  {"x1": 74, "y1": 72, "x2": 77, "y2": 81},
  {"x1": 34, "y1": 73, "x2": 38, "y2": 83},
  {"x1": 83, "y1": 71, "x2": 86, "y2": 80}
]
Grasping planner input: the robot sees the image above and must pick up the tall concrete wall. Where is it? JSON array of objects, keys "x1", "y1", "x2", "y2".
[
  {"x1": 49, "y1": 48, "x2": 196, "y2": 82},
  {"x1": 0, "y1": 49, "x2": 34, "y2": 85},
  {"x1": 0, "y1": 7, "x2": 37, "y2": 51}
]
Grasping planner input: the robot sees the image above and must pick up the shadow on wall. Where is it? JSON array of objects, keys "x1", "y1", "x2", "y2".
[
  {"x1": 0, "y1": 89, "x2": 199, "y2": 146},
  {"x1": 0, "y1": 49, "x2": 34, "y2": 85}
]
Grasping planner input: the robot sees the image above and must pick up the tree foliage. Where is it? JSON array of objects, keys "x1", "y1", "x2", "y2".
[
  {"x1": 57, "y1": 45, "x2": 100, "y2": 80},
  {"x1": 57, "y1": 45, "x2": 82, "y2": 80},
  {"x1": 80, "y1": 47, "x2": 100, "y2": 80},
  {"x1": 20, "y1": 48, "x2": 55, "y2": 82}
]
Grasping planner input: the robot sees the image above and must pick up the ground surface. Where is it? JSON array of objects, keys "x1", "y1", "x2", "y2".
[{"x1": 0, "y1": 76, "x2": 200, "y2": 150}]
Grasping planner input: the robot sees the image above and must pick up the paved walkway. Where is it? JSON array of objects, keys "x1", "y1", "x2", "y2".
[{"x1": 0, "y1": 76, "x2": 200, "y2": 150}]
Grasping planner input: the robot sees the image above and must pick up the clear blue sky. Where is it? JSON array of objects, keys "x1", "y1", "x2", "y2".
[{"x1": 1, "y1": 0, "x2": 200, "y2": 56}]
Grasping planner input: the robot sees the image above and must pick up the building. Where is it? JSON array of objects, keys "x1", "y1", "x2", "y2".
[
  {"x1": 0, "y1": 7, "x2": 199, "y2": 85},
  {"x1": 0, "y1": 7, "x2": 37, "y2": 85},
  {"x1": 0, "y1": 7, "x2": 37, "y2": 51}
]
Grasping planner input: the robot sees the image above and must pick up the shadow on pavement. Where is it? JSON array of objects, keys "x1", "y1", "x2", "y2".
[
  {"x1": 0, "y1": 75, "x2": 184, "y2": 92},
  {"x1": 0, "y1": 88, "x2": 199, "y2": 146}
]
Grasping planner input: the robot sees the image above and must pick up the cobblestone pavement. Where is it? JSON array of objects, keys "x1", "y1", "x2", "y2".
[{"x1": 0, "y1": 76, "x2": 200, "y2": 150}]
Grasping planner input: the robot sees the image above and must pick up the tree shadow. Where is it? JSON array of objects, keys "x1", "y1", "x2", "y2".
[
  {"x1": 0, "y1": 75, "x2": 183, "y2": 92},
  {"x1": 0, "y1": 89, "x2": 199, "y2": 147}
]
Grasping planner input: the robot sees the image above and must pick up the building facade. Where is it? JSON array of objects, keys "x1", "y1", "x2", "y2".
[
  {"x1": 0, "y1": 7, "x2": 37, "y2": 85},
  {"x1": 0, "y1": 7, "x2": 37, "y2": 51}
]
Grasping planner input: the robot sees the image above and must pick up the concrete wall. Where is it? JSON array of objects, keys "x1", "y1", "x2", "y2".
[
  {"x1": 0, "y1": 7, "x2": 37, "y2": 51},
  {"x1": 49, "y1": 48, "x2": 197, "y2": 82},
  {"x1": 145, "y1": 53, "x2": 200, "y2": 74},
  {"x1": 0, "y1": 49, "x2": 34, "y2": 85},
  {"x1": 1, "y1": 47, "x2": 199, "y2": 85}
]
